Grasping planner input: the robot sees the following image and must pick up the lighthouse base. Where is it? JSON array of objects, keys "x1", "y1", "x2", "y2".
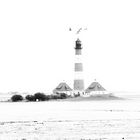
[
  {"x1": 73, "y1": 90, "x2": 85, "y2": 97},
  {"x1": 74, "y1": 79, "x2": 84, "y2": 90}
]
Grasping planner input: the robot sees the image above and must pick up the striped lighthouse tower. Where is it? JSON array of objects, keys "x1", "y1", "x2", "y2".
[{"x1": 74, "y1": 38, "x2": 84, "y2": 95}]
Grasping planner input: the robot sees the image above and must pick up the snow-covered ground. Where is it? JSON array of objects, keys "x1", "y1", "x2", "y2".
[{"x1": 0, "y1": 95, "x2": 140, "y2": 139}]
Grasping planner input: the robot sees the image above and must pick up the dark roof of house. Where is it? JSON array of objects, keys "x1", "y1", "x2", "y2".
[
  {"x1": 53, "y1": 82, "x2": 72, "y2": 92},
  {"x1": 85, "y1": 82, "x2": 106, "y2": 92}
]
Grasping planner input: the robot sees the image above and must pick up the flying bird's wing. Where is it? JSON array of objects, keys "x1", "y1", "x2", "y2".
[{"x1": 76, "y1": 28, "x2": 82, "y2": 34}]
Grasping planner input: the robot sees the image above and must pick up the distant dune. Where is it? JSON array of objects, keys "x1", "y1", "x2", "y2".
[{"x1": 61, "y1": 94, "x2": 123, "y2": 101}]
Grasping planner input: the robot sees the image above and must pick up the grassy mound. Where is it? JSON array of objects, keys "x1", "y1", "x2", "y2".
[{"x1": 61, "y1": 94, "x2": 123, "y2": 101}]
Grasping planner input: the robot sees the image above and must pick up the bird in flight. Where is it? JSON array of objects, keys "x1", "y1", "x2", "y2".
[
  {"x1": 69, "y1": 28, "x2": 72, "y2": 31},
  {"x1": 76, "y1": 28, "x2": 82, "y2": 34}
]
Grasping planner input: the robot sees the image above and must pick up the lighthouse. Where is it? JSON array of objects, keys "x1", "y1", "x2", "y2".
[{"x1": 74, "y1": 38, "x2": 84, "y2": 95}]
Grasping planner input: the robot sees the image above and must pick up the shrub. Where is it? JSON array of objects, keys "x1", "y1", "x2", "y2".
[
  {"x1": 59, "y1": 93, "x2": 68, "y2": 99},
  {"x1": 45, "y1": 95, "x2": 51, "y2": 100},
  {"x1": 34, "y1": 92, "x2": 48, "y2": 101},
  {"x1": 25, "y1": 93, "x2": 52, "y2": 102},
  {"x1": 74, "y1": 93, "x2": 80, "y2": 97},
  {"x1": 50, "y1": 95, "x2": 59, "y2": 100},
  {"x1": 49, "y1": 93, "x2": 68, "y2": 100},
  {"x1": 11, "y1": 94, "x2": 23, "y2": 102},
  {"x1": 25, "y1": 95, "x2": 35, "y2": 101}
]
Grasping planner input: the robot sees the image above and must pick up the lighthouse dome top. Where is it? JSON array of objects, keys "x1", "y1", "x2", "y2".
[
  {"x1": 76, "y1": 38, "x2": 81, "y2": 42},
  {"x1": 75, "y1": 38, "x2": 82, "y2": 49}
]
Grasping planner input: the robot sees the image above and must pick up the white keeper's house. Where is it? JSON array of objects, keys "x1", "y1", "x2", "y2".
[{"x1": 53, "y1": 82, "x2": 73, "y2": 96}]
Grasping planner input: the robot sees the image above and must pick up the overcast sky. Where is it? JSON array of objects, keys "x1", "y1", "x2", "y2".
[{"x1": 0, "y1": 0, "x2": 140, "y2": 93}]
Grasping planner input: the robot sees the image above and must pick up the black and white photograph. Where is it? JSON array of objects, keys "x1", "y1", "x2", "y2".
[{"x1": 0, "y1": 0, "x2": 140, "y2": 139}]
